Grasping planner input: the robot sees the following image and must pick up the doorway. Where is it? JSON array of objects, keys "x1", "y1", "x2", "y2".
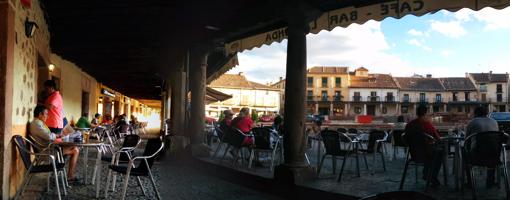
[
  {"x1": 81, "y1": 91, "x2": 89, "y2": 116},
  {"x1": 367, "y1": 105, "x2": 376, "y2": 116}
]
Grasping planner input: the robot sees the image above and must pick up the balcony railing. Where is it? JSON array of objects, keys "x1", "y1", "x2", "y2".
[
  {"x1": 352, "y1": 96, "x2": 362, "y2": 102},
  {"x1": 307, "y1": 96, "x2": 343, "y2": 102},
  {"x1": 385, "y1": 96, "x2": 398, "y2": 102},
  {"x1": 367, "y1": 96, "x2": 380, "y2": 102},
  {"x1": 418, "y1": 98, "x2": 429, "y2": 103}
]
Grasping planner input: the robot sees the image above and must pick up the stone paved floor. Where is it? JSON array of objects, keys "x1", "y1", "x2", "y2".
[
  {"x1": 207, "y1": 140, "x2": 510, "y2": 200},
  {"x1": 19, "y1": 144, "x2": 281, "y2": 200}
]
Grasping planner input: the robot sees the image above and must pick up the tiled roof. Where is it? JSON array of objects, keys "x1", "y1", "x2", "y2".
[
  {"x1": 394, "y1": 77, "x2": 445, "y2": 91},
  {"x1": 350, "y1": 74, "x2": 398, "y2": 89},
  {"x1": 469, "y1": 73, "x2": 509, "y2": 83},
  {"x1": 439, "y1": 77, "x2": 476, "y2": 91},
  {"x1": 209, "y1": 74, "x2": 278, "y2": 90},
  {"x1": 355, "y1": 67, "x2": 368, "y2": 71},
  {"x1": 307, "y1": 66, "x2": 348, "y2": 74}
]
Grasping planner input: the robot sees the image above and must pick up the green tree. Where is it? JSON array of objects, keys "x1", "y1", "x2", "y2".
[
  {"x1": 251, "y1": 111, "x2": 259, "y2": 122},
  {"x1": 218, "y1": 112, "x2": 225, "y2": 122}
]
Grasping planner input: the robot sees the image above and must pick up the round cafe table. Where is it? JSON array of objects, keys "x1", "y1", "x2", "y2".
[{"x1": 54, "y1": 140, "x2": 105, "y2": 198}]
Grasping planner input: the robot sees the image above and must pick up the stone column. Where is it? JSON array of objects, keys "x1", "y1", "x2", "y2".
[
  {"x1": 170, "y1": 69, "x2": 187, "y2": 150},
  {"x1": 379, "y1": 103, "x2": 383, "y2": 116},
  {"x1": 314, "y1": 103, "x2": 319, "y2": 115},
  {"x1": 444, "y1": 104, "x2": 447, "y2": 112},
  {"x1": 363, "y1": 104, "x2": 367, "y2": 115},
  {"x1": 188, "y1": 47, "x2": 210, "y2": 157},
  {"x1": 329, "y1": 103, "x2": 333, "y2": 116},
  {"x1": 0, "y1": 2, "x2": 15, "y2": 198},
  {"x1": 396, "y1": 103, "x2": 401, "y2": 115},
  {"x1": 344, "y1": 104, "x2": 348, "y2": 116},
  {"x1": 274, "y1": 2, "x2": 314, "y2": 184}
]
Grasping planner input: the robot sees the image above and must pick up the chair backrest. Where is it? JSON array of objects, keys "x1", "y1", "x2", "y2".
[
  {"x1": 12, "y1": 135, "x2": 33, "y2": 170},
  {"x1": 320, "y1": 130, "x2": 352, "y2": 156},
  {"x1": 366, "y1": 130, "x2": 386, "y2": 153},
  {"x1": 402, "y1": 131, "x2": 436, "y2": 163},
  {"x1": 391, "y1": 130, "x2": 406, "y2": 147},
  {"x1": 464, "y1": 131, "x2": 508, "y2": 167},
  {"x1": 347, "y1": 128, "x2": 358, "y2": 134},
  {"x1": 360, "y1": 191, "x2": 436, "y2": 200},
  {"x1": 137, "y1": 138, "x2": 164, "y2": 172},
  {"x1": 214, "y1": 125, "x2": 225, "y2": 140},
  {"x1": 337, "y1": 128, "x2": 347, "y2": 133},
  {"x1": 251, "y1": 127, "x2": 272, "y2": 150},
  {"x1": 223, "y1": 128, "x2": 246, "y2": 148}
]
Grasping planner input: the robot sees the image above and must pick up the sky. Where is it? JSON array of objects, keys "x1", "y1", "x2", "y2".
[{"x1": 227, "y1": 7, "x2": 510, "y2": 84}]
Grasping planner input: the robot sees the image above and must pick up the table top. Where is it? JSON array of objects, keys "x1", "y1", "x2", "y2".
[
  {"x1": 73, "y1": 127, "x2": 91, "y2": 131},
  {"x1": 53, "y1": 141, "x2": 104, "y2": 147}
]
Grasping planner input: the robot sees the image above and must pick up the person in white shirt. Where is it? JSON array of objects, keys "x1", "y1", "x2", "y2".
[{"x1": 30, "y1": 105, "x2": 80, "y2": 181}]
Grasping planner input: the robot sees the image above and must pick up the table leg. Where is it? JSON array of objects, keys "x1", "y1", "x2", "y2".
[
  {"x1": 316, "y1": 139, "x2": 321, "y2": 168},
  {"x1": 84, "y1": 147, "x2": 89, "y2": 184},
  {"x1": 455, "y1": 143, "x2": 461, "y2": 190},
  {"x1": 96, "y1": 147, "x2": 102, "y2": 198},
  {"x1": 443, "y1": 142, "x2": 448, "y2": 187}
]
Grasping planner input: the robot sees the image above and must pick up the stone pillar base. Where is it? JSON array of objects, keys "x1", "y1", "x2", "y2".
[
  {"x1": 191, "y1": 143, "x2": 212, "y2": 157},
  {"x1": 274, "y1": 164, "x2": 315, "y2": 185},
  {"x1": 172, "y1": 136, "x2": 190, "y2": 152}
]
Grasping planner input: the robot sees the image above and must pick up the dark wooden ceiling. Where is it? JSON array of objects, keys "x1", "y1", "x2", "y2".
[{"x1": 40, "y1": 0, "x2": 391, "y2": 100}]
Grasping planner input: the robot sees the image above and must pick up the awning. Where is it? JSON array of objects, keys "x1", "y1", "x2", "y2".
[
  {"x1": 207, "y1": 53, "x2": 239, "y2": 84},
  {"x1": 206, "y1": 87, "x2": 233, "y2": 104},
  {"x1": 225, "y1": 0, "x2": 510, "y2": 54}
]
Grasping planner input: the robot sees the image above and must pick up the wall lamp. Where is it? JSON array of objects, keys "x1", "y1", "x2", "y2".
[
  {"x1": 25, "y1": 18, "x2": 39, "y2": 38},
  {"x1": 48, "y1": 64, "x2": 55, "y2": 72}
]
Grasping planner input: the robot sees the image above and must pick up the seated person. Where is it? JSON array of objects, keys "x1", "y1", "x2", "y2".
[
  {"x1": 394, "y1": 115, "x2": 406, "y2": 130},
  {"x1": 115, "y1": 115, "x2": 129, "y2": 133},
  {"x1": 101, "y1": 114, "x2": 113, "y2": 125},
  {"x1": 90, "y1": 113, "x2": 101, "y2": 127},
  {"x1": 219, "y1": 110, "x2": 234, "y2": 132},
  {"x1": 404, "y1": 105, "x2": 442, "y2": 187},
  {"x1": 465, "y1": 106, "x2": 499, "y2": 187},
  {"x1": 75, "y1": 113, "x2": 92, "y2": 128},
  {"x1": 272, "y1": 112, "x2": 283, "y2": 132},
  {"x1": 30, "y1": 105, "x2": 80, "y2": 181},
  {"x1": 231, "y1": 107, "x2": 254, "y2": 145}
]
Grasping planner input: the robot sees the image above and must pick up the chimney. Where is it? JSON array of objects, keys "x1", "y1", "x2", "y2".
[
  {"x1": 279, "y1": 77, "x2": 283, "y2": 81},
  {"x1": 426, "y1": 74, "x2": 432, "y2": 78},
  {"x1": 465, "y1": 72, "x2": 468, "y2": 77},
  {"x1": 238, "y1": 72, "x2": 244, "y2": 76},
  {"x1": 490, "y1": 71, "x2": 493, "y2": 75}
]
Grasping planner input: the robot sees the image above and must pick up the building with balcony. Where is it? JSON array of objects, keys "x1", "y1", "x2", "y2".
[
  {"x1": 439, "y1": 77, "x2": 480, "y2": 114},
  {"x1": 393, "y1": 76, "x2": 447, "y2": 115},
  {"x1": 468, "y1": 72, "x2": 510, "y2": 112},
  {"x1": 271, "y1": 77, "x2": 286, "y2": 114},
  {"x1": 347, "y1": 68, "x2": 399, "y2": 116},
  {"x1": 305, "y1": 66, "x2": 350, "y2": 116},
  {"x1": 207, "y1": 73, "x2": 280, "y2": 118}
]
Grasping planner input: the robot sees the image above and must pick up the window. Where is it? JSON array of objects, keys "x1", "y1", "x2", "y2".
[
  {"x1": 479, "y1": 83, "x2": 487, "y2": 92},
  {"x1": 481, "y1": 93, "x2": 487, "y2": 102},
  {"x1": 334, "y1": 91, "x2": 341, "y2": 101},
  {"x1": 321, "y1": 91, "x2": 328, "y2": 101},
  {"x1": 465, "y1": 106, "x2": 471, "y2": 113},
  {"x1": 386, "y1": 92, "x2": 394, "y2": 102},
  {"x1": 435, "y1": 94, "x2": 442, "y2": 102},
  {"x1": 497, "y1": 84, "x2": 503, "y2": 93},
  {"x1": 497, "y1": 94, "x2": 503, "y2": 102},
  {"x1": 307, "y1": 90, "x2": 313, "y2": 101},
  {"x1": 307, "y1": 77, "x2": 313, "y2": 87},
  {"x1": 419, "y1": 93, "x2": 426, "y2": 102},
  {"x1": 354, "y1": 92, "x2": 361, "y2": 101},
  {"x1": 321, "y1": 77, "x2": 328, "y2": 88},
  {"x1": 370, "y1": 91, "x2": 377, "y2": 101},
  {"x1": 401, "y1": 106, "x2": 408, "y2": 113},
  {"x1": 433, "y1": 105, "x2": 439, "y2": 112},
  {"x1": 335, "y1": 77, "x2": 341, "y2": 88},
  {"x1": 403, "y1": 94, "x2": 409, "y2": 102},
  {"x1": 464, "y1": 92, "x2": 470, "y2": 101},
  {"x1": 452, "y1": 92, "x2": 458, "y2": 101},
  {"x1": 354, "y1": 107, "x2": 362, "y2": 114}
]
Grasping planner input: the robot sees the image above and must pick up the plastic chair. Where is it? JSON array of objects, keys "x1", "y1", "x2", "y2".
[
  {"x1": 105, "y1": 138, "x2": 164, "y2": 200},
  {"x1": 463, "y1": 131, "x2": 510, "y2": 200},
  {"x1": 399, "y1": 132, "x2": 438, "y2": 190},
  {"x1": 248, "y1": 127, "x2": 281, "y2": 171},
  {"x1": 391, "y1": 129, "x2": 407, "y2": 160},
  {"x1": 358, "y1": 130, "x2": 388, "y2": 172},
  {"x1": 317, "y1": 130, "x2": 364, "y2": 182},
  {"x1": 359, "y1": 191, "x2": 436, "y2": 200},
  {"x1": 13, "y1": 135, "x2": 66, "y2": 200}
]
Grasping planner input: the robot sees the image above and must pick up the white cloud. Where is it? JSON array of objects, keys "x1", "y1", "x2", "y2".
[
  {"x1": 408, "y1": 29, "x2": 425, "y2": 36},
  {"x1": 472, "y1": 7, "x2": 510, "y2": 30},
  {"x1": 407, "y1": 39, "x2": 432, "y2": 51},
  {"x1": 440, "y1": 50, "x2": 452, "y2": 57},
  {"x1": 429, "y1": 20, "x2": 467, "y2": 38}
]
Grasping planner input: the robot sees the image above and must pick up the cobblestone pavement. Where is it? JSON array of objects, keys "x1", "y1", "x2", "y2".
[{"x1": 21, "y1": 146, "x2": 281, "y2": 200}]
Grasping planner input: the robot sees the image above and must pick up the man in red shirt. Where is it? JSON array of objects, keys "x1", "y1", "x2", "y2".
[
  {"x1": 231, "y1": 107, "x2": 254, "y2": 145},
  {"x1": 404, "y1": 105, "x2": 442, "y2": 187},
  {"x1": 44, "y1": 80, "x2": 64, "y2": 134}
]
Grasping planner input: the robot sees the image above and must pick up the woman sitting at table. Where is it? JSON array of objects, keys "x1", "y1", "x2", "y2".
[
  {"x1": 30, "y1": 105, "x2": 80, "y2": 182},
  {"x1": 231, "y1": 107, "x2": 254, "y2": 146}
]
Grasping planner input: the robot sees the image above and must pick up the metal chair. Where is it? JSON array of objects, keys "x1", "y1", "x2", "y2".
[
  {"x1": 337, "y1": 127, "x2": 347, "y2": 133},
  {"x1": 348, "y1": 128, "x2": 358, "y2": 134},
  {"x1": 463, "y1": 131, "x2": 510, "y2": 200},
  {"x1": 359, "y1": 191, "x2": 436, "y2": 200},
  {"x1": 248, "y1": 127, "x2": 281, "y2": 171},
  {"x1": 358, "y1": 130, "x2": 388, "y2": 172},
  {"x1": 391, "y1": 129, "x2": 407, "y2": 160},
  {"x1": 13, "y1": 135, "x2": 66, "y2": 200},
  {"x1": 212, "y1": 125, "x2": 227, "y2": 158},
  {"x1": 105, "y1": 138, "x2": 164, "y2": 200},
  {"x1": 317, "y1": 130, "x2": 364, "y2": 182},
  {"x1": 398, "y1": 132, "x2": 438, "y2": 190},
  {"x1": 103, "y1": 134, "x2": 142, "y2": 193},
  {"x1": 220, "y1": 128, "x2": 253, "y2": 167}
]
